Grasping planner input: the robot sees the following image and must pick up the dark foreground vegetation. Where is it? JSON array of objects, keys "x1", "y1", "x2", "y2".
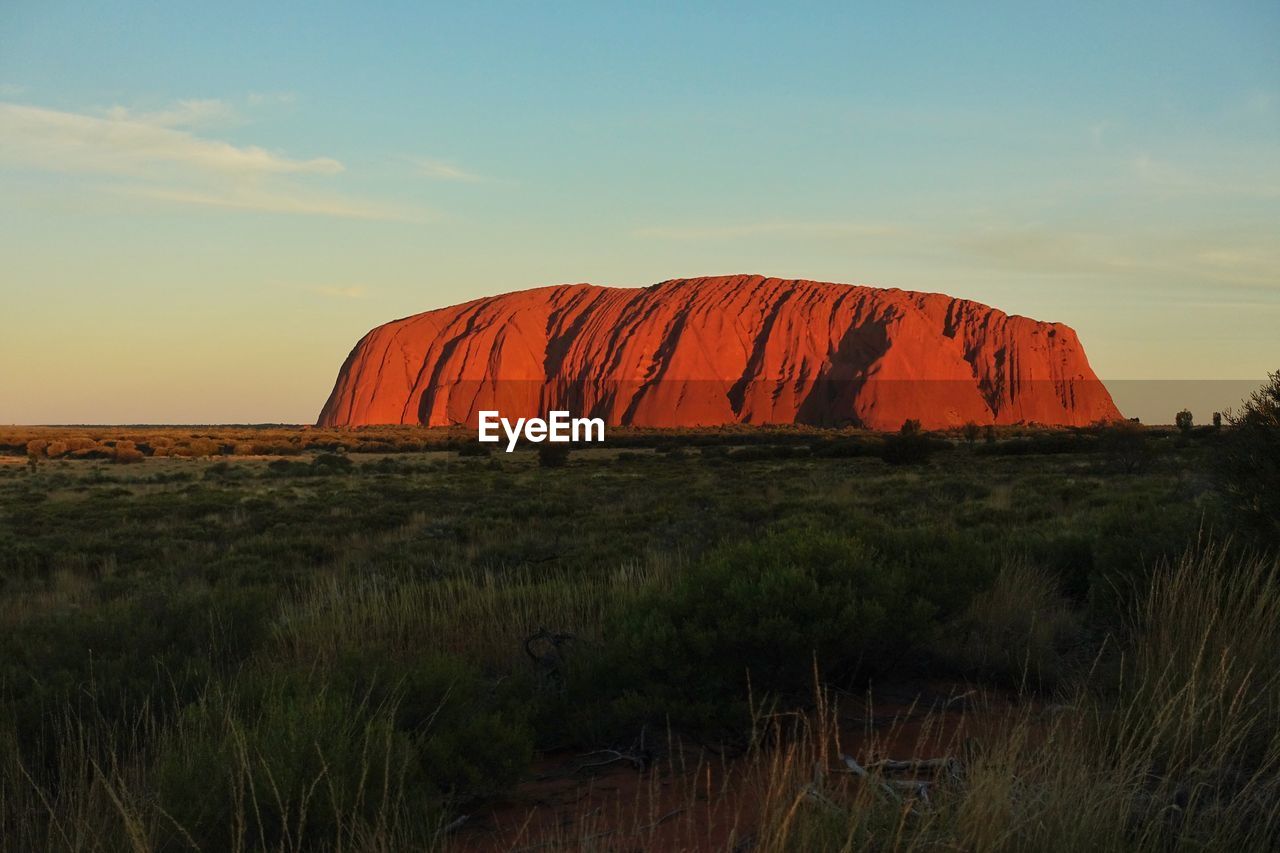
[{"x1": 1, "y1": 374, "x2": 1278, "y2": 851}]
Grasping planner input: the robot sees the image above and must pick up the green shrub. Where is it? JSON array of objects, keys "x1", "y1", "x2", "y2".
[
  {"x1": 575, "y1": 528, "x2": 981, "y2": 733},
  {"x1": 1215, "y1": 370, "x2": 1280, "y2": 544},
  {"x1": 881, "y1": 422, "x2": 937, "y2": 465},
  {"x1": 975, "y1": 432, "x2": 1096, "y2": 456},
  {"x1": 726, "y1": 444, "x2": 810, "y2": 461},
  {"x1": 537, "y1": 444, "x2": 571, "y2": 468},
  {"x1": 934, "y1": 560, "x2": 1082, "y2": 687},
  {"x1": 325, "y1": 650, "x2": 533, "y2": 798},
  {"x1": 1083, "y1": 501, "x2": 1202, "y2": 622},
  {"x1": 0, "y1": 587, "x2": 272, "y2": 759},
  {"x1": 810, "y1": 436, "x2": 880, "y2": 458},
  {"x1": 364, "y1": 456, "x2": 410, "y2": 474},
  {"x1": 153, "y1": 651, "x2": 531, "y2": 849},
  {"x1": 153, "y1": 682, "x2": 423, "y2": 849},
  {"x1": 311, "y1": 452, "x2": 354, "y2": 473},
  {"x1": 203, "y1": 460, "x2": 251, "y2": 481},
  {"x1": 266, "y1": 458, "x2": 310, "y2": 476},
  {"x1": 1101, "y1": 420, "x2": 1150, "y2": 473}
]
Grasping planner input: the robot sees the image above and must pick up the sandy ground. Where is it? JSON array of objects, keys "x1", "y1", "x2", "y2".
[{"x1": 452, "y1": 681, "x2": 1016, "y2": 851}]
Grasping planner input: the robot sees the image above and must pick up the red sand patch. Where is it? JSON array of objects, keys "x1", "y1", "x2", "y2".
[{"x1": 451, "y1": 682, "x2": 1018, "y2": 851}]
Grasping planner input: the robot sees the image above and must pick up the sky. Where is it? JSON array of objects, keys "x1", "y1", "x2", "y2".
[{"x1": 1, "y1": 1, "x2": 1277, "y2": 424}]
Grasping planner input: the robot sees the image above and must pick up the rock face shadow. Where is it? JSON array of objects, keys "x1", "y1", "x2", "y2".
[{"x1": 796, "y1": 317, "x2": 892, "y2": 427}]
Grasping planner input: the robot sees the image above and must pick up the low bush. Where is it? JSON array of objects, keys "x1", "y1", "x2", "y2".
[
  {"x1": 538, "y1": 444, "x2": 571, "y2": 467},
  {"x1": 311, "y1": 452, "x2": 354, "y2": 473},
  {"x1": 881, "y1": 423, "x2": 938, "y2": 465},
  {"x1": 810, "y1": 435, "x2": 881, "y2": 458},
  {"x1": 153, "y1": 681, "x2": 423, "y2": 849},
  {"x1": 574, "y1": 528, "x2": 984, "y2": 734},
  {"x1": 110, "y1": 440, "x2": 144, "y2": 464},
  {"x1": 933, "y1": 559, "x2": 1083, "y2": 687},
  {"x1": 1214, "y1": 370, "x2": 1280, "y2": 544},
  {"x1": 1101, "y1": 420, "x2": 1150, "y2": 473},
  {"x1": 203, "y1": 460, "x2": 250, "y2": 481},
  {"x1": 975, "y1": 432, "x2": 1096, "y2": 456},
  {"x1": 726, "y1": 444, "x2": 810, "y2": 461},
  {"x1": 327, "y1": 650, "x2": 533, "y2": 797},
  {"x1": 0, "y1": 586, "x2": 272, "y2": 758},
  {"x1": 153, "y1": 652, "x2": 532, "y2": 849},
  {"x1": 266, "y1": 458, "x2": 310, "y2": 476}
]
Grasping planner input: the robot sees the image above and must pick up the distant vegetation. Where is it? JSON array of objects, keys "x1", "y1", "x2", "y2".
[
  {"x1": 0, "y1": 416, "x2": 1231, "y2": 467},
  {"x1": 0, "y1": 380, "x2": 1277, "y2": 850}
]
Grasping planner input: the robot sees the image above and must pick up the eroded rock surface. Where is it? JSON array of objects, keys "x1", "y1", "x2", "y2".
[{"x1": 318, "y1": 275, "x2": 1121, "y2": 429}]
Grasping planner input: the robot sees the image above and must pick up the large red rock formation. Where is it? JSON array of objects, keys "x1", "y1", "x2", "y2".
[{"x1": 318, "y1": 275, "x2": 1121, "y2": 430}]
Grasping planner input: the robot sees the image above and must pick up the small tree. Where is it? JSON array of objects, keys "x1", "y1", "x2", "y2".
[
  {"x1": 882, "y1": 420, "x2": 933, "y2": 465},
  {"x1": 1103, "y1": 420, "x2": 1149, "y2": 474},
  {"x1": 962, "y1": 421, "x2": 981, "y2": 446},
  {"x1": 1215, "y1": 370, "x2": 1280, "y2": 543},
  {"x1": 1213, "y1": 412, "x2": 1222, "y2": 429},
  {"x1": 1175, "y1": 409, "x2": 1194, "y2": 434}
]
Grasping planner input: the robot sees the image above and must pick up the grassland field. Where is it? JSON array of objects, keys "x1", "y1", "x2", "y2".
[{"x1": 1, "y1": 421, "x2": 1277, "y2": 851}]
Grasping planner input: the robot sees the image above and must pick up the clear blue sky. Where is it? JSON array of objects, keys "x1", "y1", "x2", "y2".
[{"x1": 2, "y1": 1, "x2": 1276, "y2": 423}]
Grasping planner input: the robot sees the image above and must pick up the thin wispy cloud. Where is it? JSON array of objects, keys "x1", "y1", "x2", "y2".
[
  {"x1": 632, "y1": 213, "x2": 1278, "y2": 293},
  {"x1": 0, "y1": 101, "x2": 342, "y2": 176},
  {"x1": 272, "y1": 281, "x2": 374, "y2": 300},
  {"x1": 101, "y1": 98, "x2": 239, "y2": 129},
  {"x1": 1132, "y1": 153, "x2": 1280, "y2": 199},
  {"x1": 1240, "y1": 90, "x2": 1274, "y2": 117},
  {"x1": 0, "y1": 97, "x2": 430, "y2": 222},
  {"x1": 247, "y1": 91, "x2": 297, "y2": 107},
  {"x1": 411, "y1": 156, "x2": 487, "y2": 182},
  {"x1": 954, "y1": 226, "x2": 1280, "y2": 290},
  {"x1": 633, "y1": 221, "x2": 901, "y2": 240},
  {"x1": 112, "y1": 185, "x2": 425, "y2": 223},
  {"x1": 314, "y1": 285, "x2": 369, "y2": 299}
]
